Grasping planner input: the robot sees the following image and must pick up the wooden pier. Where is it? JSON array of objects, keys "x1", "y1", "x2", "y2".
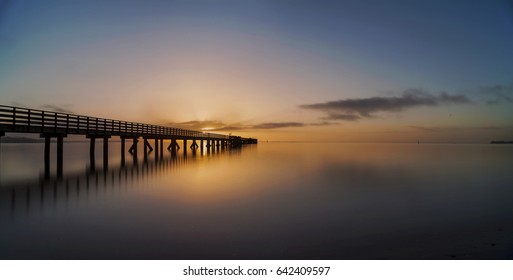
[{"x1": 0, "y1": 105, "x2": 257, "y2": 178}]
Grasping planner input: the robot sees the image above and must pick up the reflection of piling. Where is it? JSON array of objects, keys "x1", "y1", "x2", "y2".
[{"x1": 1, "y1": 141, "x2": 239, "y2": 215}]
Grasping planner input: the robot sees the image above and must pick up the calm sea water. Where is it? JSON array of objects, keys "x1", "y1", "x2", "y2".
[{"x1": 0, "y1": 141, "x2": 512, "y2": 259}]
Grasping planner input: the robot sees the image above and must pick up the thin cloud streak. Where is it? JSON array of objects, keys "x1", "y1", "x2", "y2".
[
  {"x1": 251, "y1": 122, "x2": 305, "y2": 129},
  {"x1": 321, "y1": 113, "x2": 361, "y2": 121},
  {"x1": 40, "y1": 104, "x2": 75, "y2": 114},
  {"x1": 171, "y1": 120, "x2": 227, "y2": 130},
  {"x1": 165, "y1": 120, "x2": 335, "y2": 131},
  {"x1": 479, "y1": 83, "x2": 513, "y2": 104},
  {"x1": 309, "y1": 121, "x2": 338, "y2": 126},
  {"x1": 300, "y1": 89, "x2": 470, "y2": 121},
  {"x1": 165, "y1": 120, "x2": 244, "y2": 131},
  {"x1": 409, "y1": 125, "x2": 505, "y2": 132}
]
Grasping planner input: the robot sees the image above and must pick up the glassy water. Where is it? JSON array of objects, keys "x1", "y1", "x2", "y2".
[{"x1": 1, "y1": 141, "x2": 512, "y2": 259}]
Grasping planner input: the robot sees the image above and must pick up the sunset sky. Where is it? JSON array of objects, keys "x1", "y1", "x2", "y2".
[{"x1": 1, "y1": 0, "x2": 512, "y2": 142}]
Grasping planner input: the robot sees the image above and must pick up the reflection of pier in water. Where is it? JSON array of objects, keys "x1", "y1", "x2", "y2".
[{"x1": 0, "y1": 145, "x2": 245, "y2": 215}]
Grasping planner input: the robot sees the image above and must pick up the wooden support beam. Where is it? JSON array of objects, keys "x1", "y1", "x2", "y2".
[
  {"x1": 120, "y1": 138, "x2": 125, "y2": 166},
  {"x1": 159, "y1": 138, "x2": 163, "y2": 158},
  {"x1": 44, "y1": 136, "x2": 51, "y2": 179},
  {"x1": 103, "y1": 137, "x2": 108, "y2": 171},
  {"x1": 154, "y1": 138, "x2": 159, "y2": 161},
  {"x1": 190, "y1": 140, "x2": 199, "y2": 149},
  {"x1": 143, "y1": 138, "x2": 153, "y2": 152},
  {"x1": 57, "y1": 135, "x2": 64, "y2": 178},
  {"x1": 128, "y1": 138, "x2": 138, "y2": 154},
  {"x1": 132, "y1": 139, "x2": 138, "y2": 165},
  {"x1": 143, "y1": 138, "x2": 149, "y2": 162},
  {"x1": 89, "y1": 136, "x2": 96, "y2": 165}
]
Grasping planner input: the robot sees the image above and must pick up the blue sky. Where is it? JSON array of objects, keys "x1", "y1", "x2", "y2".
[{"x1": 1, "y1": 0, "x2": 512, "y2": 142}]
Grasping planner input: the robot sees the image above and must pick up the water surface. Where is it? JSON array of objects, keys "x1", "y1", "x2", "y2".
[{"x1": 1, "y1": 142, "x2": 512, "y2": 259}]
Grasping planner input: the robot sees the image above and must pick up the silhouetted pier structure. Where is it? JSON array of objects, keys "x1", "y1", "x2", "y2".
[{"x1": 0, "y1": 105, "x2": 257, "y2": 179}]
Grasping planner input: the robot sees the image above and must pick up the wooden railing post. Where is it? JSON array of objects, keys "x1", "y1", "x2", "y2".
[{"x1": 12, "y1": 107, "x2": 16, "y2": 126}]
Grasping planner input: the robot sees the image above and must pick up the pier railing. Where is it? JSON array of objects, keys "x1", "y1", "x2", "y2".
[{"x1": 0, "y1": 105, "x2": 233, "y2": 140}]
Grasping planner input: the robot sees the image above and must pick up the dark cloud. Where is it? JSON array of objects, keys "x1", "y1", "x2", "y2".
[
  {"x1": 300, "y1": 89, "x2": 470, "y2": 120},
  {"x1": 479, "y1": 83, "x2": 513, "y2": 104},
  {"x1": 40, "y1": 104, "x2": 74, "y2": 114}
]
